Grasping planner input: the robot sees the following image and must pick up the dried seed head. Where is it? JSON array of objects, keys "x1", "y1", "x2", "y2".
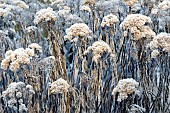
[
  {"x1": 66, "y1": 23, "x2": 92, "y2": 37},
  {"x1": 49, "y1": 78, "x2": 70, "y2": 94},
  {"x1": 84, "y1": 40, "x2": 113, "y2": 63},
  {"x1": 34, "y1": 7, "x2": 57, "y2": 24},
  {"x1": 158, "y1": 0, "x2": 170, "y2": 11},
  {"x1": 112, "y1": 78, "x2": 139, "y2": 102},
  {"x1": 101, "y1": 14, "x2": 119, "y2": 27},
  {"x1": 148, "y1": 32, "x2": 170, "y2": 53}
]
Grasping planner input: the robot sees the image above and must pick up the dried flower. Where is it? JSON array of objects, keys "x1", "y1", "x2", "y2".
[
  {"x1": 148, "y1": 32, "x2": 170, "y2": 53},
  {"x1": 2, "y1": 82, "x2": 34, "y2": 112},
  {"x1": 131, "y1": 26, "x2": 156, "y2": 40},
  {"x1": 34, "y1": 7, "x2": 57, "y2": 24},
  {"x1": 84, "y1": 40, "x2": 113, "y2": 63},
  {"x1": 112, "y1": 78, "x2": 139, "y2": 102},
  {"x1": 64, "y1": 23, "x2": 92, "y2": 41},
  {"x1": 158, "y1": 0, "x2": 170, "y2": 11},
  {"x1": 49, "y1": 78, "x2": 70, "y2": 94},
  {"x1": 101, "y1": 14, "x2": 119, "y2": 27},
  {"x1": 120, "y1": 14, "x2": 152, "y2": 30},
  {"x1": 1, "y1": 45, "x2": 40, "y2": 71},
  {"x1": 25, "y1": 48, "x2": 34, "y2": 57}
]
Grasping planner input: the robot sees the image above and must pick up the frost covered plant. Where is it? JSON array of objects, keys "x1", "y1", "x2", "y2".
[
  {"x1": 128, "y1": 104, "x2": 146, "y2": 113},
  {"x1": 1, "y1": 48, "x2": 34, "y2": 71},
  {"x1": 84, "y1": 40, "x2": 114, "y2": 63},
  {"x1": 151, "y1": 7, "x2": 159, "y2": 14},
  {"x1": 82, "y1": 0, "x2": 96, "y2": 5},
  {"x1": 25, "y1": 26, "x2": 38, "y2": 33},
  {"x1": 148, "y1": 32, "x2": 170, "y2": 55},
  {"x1": 51, "y1": 0, "x2": 64, "y2": 5},
  {"x1": 28, "y1": 43, "x2": 42, "y2": 52},
  {"x1": 122, "y1": 0, "x2": 139, "y2": 7},
  {"x1": 158, "y1": 0, "x2": 170, "y2": 11},
  {"x1": 34, "y1": 7, "x2": 57, "y2": 24},
  {"x1": 120, "y1": 14, "x2": 152, "y2": 30},
  {"x1": 49, "y1": 78, "x2": 70, "y2": 94},
  {"x1": 120, "y1": 14, "x2": 155, "y2": 40},
  {"x1": 0, "y1": 8, "x2": 10, "y2": 17},
  {"x1": 11, "y1": 0, "x2": 29, "y2": 9},
  {"x1": 112, "y1": 78, "x2": 139, "y2": 102},
  {"x1": 64, "y1": 23, "x2": 92, "y2": 42},
  {"x1": 80, "y1": 5, "x2": 91, "y2": 12},
  {"x1": 1, "y1": 43, "x2": 41, "y2": 72},
  {"x1": 101, "y1": 14, "x2": 119, "y2": 27},
  {"x1": 130, "y1": 26, "x2": 156, "y2": 40},
  {"x1": 38, "y1": 56, "x2": 55, "y2": 69},
  {"x1": 2, "y1": 82, "x2": 34, "y2": 113},
  {"x1": 57, "y1": 8, "x2": 70, "y2": 17},
  {"x1": 151, "y1": 49, "x2": 159, "y2": 58}
]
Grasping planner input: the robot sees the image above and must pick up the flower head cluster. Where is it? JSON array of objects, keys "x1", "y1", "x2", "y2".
[
  {"x1": 64, "y1": 23, "x2": 92, "y2": 41},
  {"x1": 1, "y1": 48, "x2": 34, "y2": 71},
  {"x1": 34, "y1": 7, "x2": 57, "y2": 24},
  {"x1": 122, "y1": 0, "x2": 139, "y2": 7},
  {"x1": 120, "y1": 14, "x2": 155, "y2": 40},
  {"x1": 49, "y1": 78, "x2": 70, "y2": 94},
  {"x1": 2, "y1": 82, "x2": 34, "y2": 112},
  {"x1": 158, "y1": 0, "x2": 170, "y2": 11},
  {"x1": 130, "y1": 26, "x2": 156, "y2": 40},
  {"x1": 101, "y1": 14, "x2": 119, "y2": 27},
  {"x1": 112, "y1": 78, "x2": 139, "y2": 102},
  {"x1": 84, "y1": 41, "x2": 113, "y2": 63},
  {"x1": 1, "y1": 43, "x2": 41, "y2": 71},
  {"x1": 120, "y1": 14, "x2": 151, "y2": 29},
  {"x1": 148, "y1": 32, "x2": 170, "y2": 55}
]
